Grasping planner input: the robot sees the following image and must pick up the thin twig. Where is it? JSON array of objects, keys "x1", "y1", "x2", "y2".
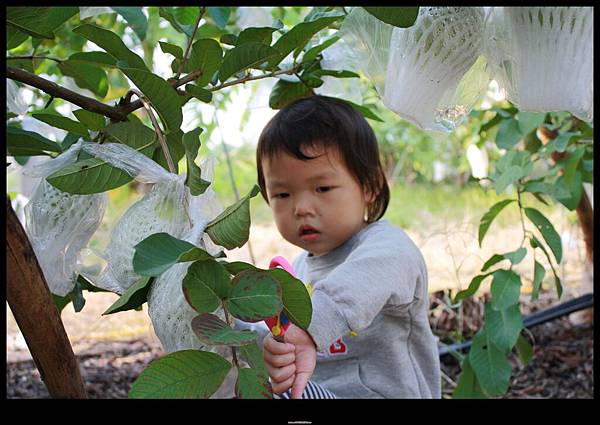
[
  {"x1": 6, "y1": 55, "x2": 62, "y2": 63},
  {"x1": 128, "y1": 88, "x2": 176, "y2": 173},
  {"x1": 209, "y1": 63, "x2": 304, "y2": 92},
  {"x1": 175, "y1": 6, "x2": 206, "y2": 80}
]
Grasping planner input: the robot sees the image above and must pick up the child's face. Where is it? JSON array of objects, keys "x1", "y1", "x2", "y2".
[{"x1": 262, "y1": 146, "x2": 371, "y2": 256}]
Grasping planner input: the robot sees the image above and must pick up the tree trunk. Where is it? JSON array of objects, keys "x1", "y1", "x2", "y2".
[{"x1": 6, "y1": 196, "x2": 87, "y2": 399}]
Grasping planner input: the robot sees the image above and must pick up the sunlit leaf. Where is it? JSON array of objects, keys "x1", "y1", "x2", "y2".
[
  {"x1": 182, "y1": 260, "x2": 232, "y2": 314},
  {"x1": 478, "y1": 199, "x2": 516, "y2": 246},
  {"x1": 206, "y1": 185, "x2": 261, "y2": 249},
  {"x1": 524, "y1": 207, "x2": 562, "y2": 264},
  {"x1": 129, "y1": 350, "x2": 231, "y2": 398}
]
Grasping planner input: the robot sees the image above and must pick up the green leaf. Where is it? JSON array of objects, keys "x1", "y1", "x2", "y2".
[
  {"x1": 69, "y1": 51, "x2": 117, "y2": 68},
  {"x1": 239, "y1": 342, "x2": 269, "y2": 377},
  {"x1": 159, "y1": 41, "x2": 183, "y2": 60},
  {"x1": 182, "y1": 260, "x2": 232, "y2": 314},
  {"x1": 454, "y1": 273, "x2": 493, "y2": 303},
  {"x1": 524, "y1": 207, "x2": 562, "y2": 264},
  {"x1": 490, "y1": 269, "x2": 522, "y2": 311},
  {"x1": 7, "y1": 25, "x2": 30, "y2": 50},
  {"x1": 226, "y1": 269, "x2": 282, "y2": 322},
  {"x1": 523, "y1": 180, "x2": 571, "y2": 200},
  {"x1": 480, "y1": 254, "x2": 505, "y2": 273},
  {"x1": 206, "y1": 185, "x2": 261, "y2": 250},
  {"x1": 530, "y1": 235, "x2": 563, "y2": 298},
  {"x1": 236, "y1": 27, "x2": 278, "y2": 46},
  {"x1": 191, "y1": 313, "x2": 258, "y2": 346},
  {"x1": 117, "y1": 64, "x2": 183, "y2": 134},
  {"x1": 495, "y1": 118, "x2": 522, "y2": 150},
  {"x1": 269, "y1": 11, "x2": 344, "y2": 68},
  {"x1": 111, "y1": 7, "x2": 148, "y2": 41},
  {"x1": 555, "y1": 169, "x2": 583, "y2": 211},
  {"x1": 72, "y1": 24, "x2": 148, "y2": 71},
  {"x1": 207, "y1": 7, "x2": 231, "y2": 29},
  {"x1": 302, "y1": 35, "x2": 339, "y2": 63},
  {"x1": 363, "y1": 7, "x2": 419, "y2": 27},
  {"x1": 159, "y1": 7, "x2": 194, "y2": 37},
  {"x1": 102, "y1": 277, "x2": 152, "y2": 315},
  {"x1": 269, "y1": 79, "x2": 314, "y2": 109},
  {"x1": 503, "y1": 247, "x2": 527, "y2": 265},
  {"x1": 219, "y1": 42, "x2": 281, "y2": 83},
  {"x1": 531, "y1": 260, "x2": 546, "y2": 301},
  {"x1": 132, "y1": 232, "x2": 215, "y2": 277},
  {"x1": 339, "y1": 99, "x2": 384, "y2": 122},
  {"x1": 7, "y1": 7, "x2": 78, "y2": 39},
  {"x1": 468, "y1": 330, "x2": 512, "y2": 397},
  {"x1": 268, "y1": 268, "x2": 312, "y2": 330},
  {"x1": 515, "y1": 334, "x2": 533, "y2": 367},
  {"x1": 478, "y1": 199, "x2": 516, "y2": 247},
  {"x1": 485, "y1": 303, "x2": 523, "y2": 353},
  {"x1": 236, "y1": 367, "x2": 272, "y2": 399},
  {"x1": 494, "y1": 165, "x2": 523, "y2": 194},
  {"x1": 129, "y1": 350, "x2": 232, "y2": 398},
  {"x1": 516, "y1": 111, "x2": 546, "y2": 136},
  {"x1": 46, "y1": 122, "x2": 157, "y2": 194},
  {"x1": 73, "y1": 109, "x2": 106, "y2": 131},
  {"x1": 6, "y1": 126, "x2": 62, "y2": 156},
  {"x1": 183, "y1": 128, "x2": 211, "y2": 196},
  {"x1": 452, "y1": 356, "x2": 487, "y2": 399},
  {"x1": 185, "y1": 84, "x2": 213, "y2": 103},
  {"x1": 183, "y1": 39, "x2": 223, "y2": 87},
  {"x1": 31, "y1": 112, "x2": 89, "y2": 138}
]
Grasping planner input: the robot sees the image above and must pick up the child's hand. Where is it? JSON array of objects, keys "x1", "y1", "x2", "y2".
[{"x1": 263, "y1": 324, "x2": 317, "y2": 399}]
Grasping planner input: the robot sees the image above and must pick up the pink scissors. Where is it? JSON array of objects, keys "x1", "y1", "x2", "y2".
[{"x1": 264, "y1": 256, "x2": 295, "y2": 342}]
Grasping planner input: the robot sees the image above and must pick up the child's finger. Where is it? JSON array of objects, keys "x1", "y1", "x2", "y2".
[
  {"x1": 263, "y1": 350, "x2": 295, "y2": 368},
  {"x1": 271, "y1": 374, "x2": 295, "y2": 395},
  {"x1": 291, "y1": 372, "x2": 310, "y2": 399},
  {"x1": 263, "y1": 334, "x2": 295, "y2": 355},
  {"x1": 268, "y1": 363, "x2": 296, "y2": 384}
]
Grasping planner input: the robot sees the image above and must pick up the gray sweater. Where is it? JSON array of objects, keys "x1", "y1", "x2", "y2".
[{"x1": 294, "y1": 220, "x2": 441, "y2": 398}]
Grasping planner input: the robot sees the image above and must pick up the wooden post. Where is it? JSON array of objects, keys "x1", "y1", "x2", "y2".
[{"x1": 6, "y1": 196, "x2": 87, "y2": 398}]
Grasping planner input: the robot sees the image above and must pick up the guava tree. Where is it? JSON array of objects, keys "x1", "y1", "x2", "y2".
[{"x1": 6, "y1": 6, "x2": 419, "y2": 399}]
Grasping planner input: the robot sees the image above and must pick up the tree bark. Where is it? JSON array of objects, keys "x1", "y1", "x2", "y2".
[{"x1": 6, "y1": 196, "x2": 87, "y2": 399}]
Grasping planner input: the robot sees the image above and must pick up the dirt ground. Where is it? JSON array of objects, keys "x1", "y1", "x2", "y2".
[{"x1": 6, "y1": 216, "x2": 593, "y2": 398}]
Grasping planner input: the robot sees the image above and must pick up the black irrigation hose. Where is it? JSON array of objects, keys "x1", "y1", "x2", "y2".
[{"x1": 438, "y1": 293, "x2": 594, "y2": 357}]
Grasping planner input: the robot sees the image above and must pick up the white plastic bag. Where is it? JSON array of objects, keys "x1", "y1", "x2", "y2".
[
  {"x1": 76, "y1": 143, "x2": 193, "y2": 294},
  {"x1": 23, "y1": 140, "x2": 108, "y2": 296},
  {"x1": 339, "y1": 7, "x2": 490, "y2": 131},
  {"x1": 484, "y1": 7, "x2": 593, "y2": 121}
]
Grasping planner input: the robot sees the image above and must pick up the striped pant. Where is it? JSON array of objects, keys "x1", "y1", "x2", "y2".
[{"x1": 273, "y1": 380, "x2": 337, "y2": 399}]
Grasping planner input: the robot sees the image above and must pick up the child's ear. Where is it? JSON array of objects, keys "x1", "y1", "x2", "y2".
[{"x1": 363, "y1": 186, "x2": 377, "y2": 204}]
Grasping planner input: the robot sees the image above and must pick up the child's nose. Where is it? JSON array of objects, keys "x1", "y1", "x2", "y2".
[{"x1": 294, "y1": 195, "x2": 315, "y2": 217}]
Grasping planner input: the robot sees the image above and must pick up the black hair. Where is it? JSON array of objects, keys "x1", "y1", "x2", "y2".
[{"x1": 256, "y1": 95, "x2": 390, "y2": 222}]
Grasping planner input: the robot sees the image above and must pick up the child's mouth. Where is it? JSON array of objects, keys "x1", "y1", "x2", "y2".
[{"x1": 299, "y1": 226, "x2": 321, "y2": 242}]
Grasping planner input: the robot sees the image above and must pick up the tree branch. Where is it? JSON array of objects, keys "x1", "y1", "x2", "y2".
[
  {"x1": 7, "y1": 66, "x2": 126, "y2": 121},
  {"x1": 175, "y1": 6, "x2": 206, "y2": 80}
]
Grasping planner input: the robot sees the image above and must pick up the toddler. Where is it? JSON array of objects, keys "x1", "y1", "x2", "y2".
[{"x1": 256, "y1": 95, "x2": 440, "y2": 399}]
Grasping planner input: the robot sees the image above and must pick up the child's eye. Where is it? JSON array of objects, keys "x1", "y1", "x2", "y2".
[
  {"x1": 316, "y1": 186, "x2": 332, "y2": 193},
  {"x1": 274, "y1": 193, "x2": 289, "y2": 199}
]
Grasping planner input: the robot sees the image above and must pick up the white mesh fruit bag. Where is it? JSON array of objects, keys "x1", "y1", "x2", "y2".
[
  {"x1": 76, "y1": 142, "x2": 193, "y2": 295},
  {"x1": 23, "y1": 140, "x2": 108, "y2": 296},
  {"x1": 339, "y1": 7, "x2": 490, "y2": 131},
  {"x1": 147, "y1": 156, "x2": 227, "y2": 353},
  {"x1": 484, "y1": 7, "x2": 593, "y2": 121}
]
